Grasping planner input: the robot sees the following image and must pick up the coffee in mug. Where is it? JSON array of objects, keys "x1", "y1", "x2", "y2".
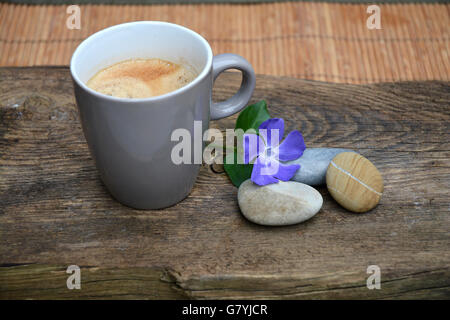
[{"x1": 87, "y1": 58, "x2": 198, "y2": 98}]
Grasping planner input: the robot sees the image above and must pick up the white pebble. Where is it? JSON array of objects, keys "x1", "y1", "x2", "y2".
[{"x1": 238, "y1": 179, "x2": 323, "y2": 226}]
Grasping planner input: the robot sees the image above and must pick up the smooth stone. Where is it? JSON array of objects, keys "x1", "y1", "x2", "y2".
[
  {"x1": 238, "y1": 179, "x2": 323, "y2": 226},
  {"x1": 284, "y1": 148, "x2": 354, "y2": 186},
  {"x1": 326, "y1": 152, "x2": 383, "y2": 213}
]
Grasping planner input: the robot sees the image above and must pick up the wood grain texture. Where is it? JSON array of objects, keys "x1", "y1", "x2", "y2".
[
  {"x1": 0, "y1": 3, "x2": 449, "y2": 83},
  {"x1": 0, "y1": 67, "x2": 449, "y2": 299}
]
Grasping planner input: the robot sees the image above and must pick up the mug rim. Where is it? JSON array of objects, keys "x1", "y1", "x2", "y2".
[{"x1": 70, "y1": 21, "x2": 213, "y2": 103}]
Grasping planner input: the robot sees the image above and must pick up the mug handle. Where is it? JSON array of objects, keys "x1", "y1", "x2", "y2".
[{"x1": 211, "y1": 53, "x2": 256, "y2": 120}]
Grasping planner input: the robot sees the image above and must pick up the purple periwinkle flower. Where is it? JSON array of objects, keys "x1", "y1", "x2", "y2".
[{"x1": 243, "y1": 118, "x2": 306, "y2": 186}]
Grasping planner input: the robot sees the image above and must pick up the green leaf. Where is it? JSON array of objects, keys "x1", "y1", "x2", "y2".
[
  {"x1": 223, "y1": 100, "x2": 271, "y2": 187},
  {"x1": 224, "y1": 163, "x2": 254, "y2": 188},
  {"x1": 224, "y1": 145, "x2": 253, "y2": 187},
  {"x1": 235, "y1": 100, "x2": 270, "y2": 132}
]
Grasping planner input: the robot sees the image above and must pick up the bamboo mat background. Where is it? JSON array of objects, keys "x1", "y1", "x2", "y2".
[{"x1": 0, "y1": 2, "x2": 449, "y2": 83}]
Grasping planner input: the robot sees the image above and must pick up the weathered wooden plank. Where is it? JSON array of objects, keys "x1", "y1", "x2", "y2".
[
  {"x1": 0, "y1": 67, "x2": 449, "y2": 299},
  {"x1": 0, "y1": 264, "x2": 448, "y2": 300}
]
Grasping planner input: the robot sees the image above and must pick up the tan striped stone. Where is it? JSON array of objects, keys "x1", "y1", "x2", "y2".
[{"x1": 326, "y1": 152, "x2": 383, "y2": 213}]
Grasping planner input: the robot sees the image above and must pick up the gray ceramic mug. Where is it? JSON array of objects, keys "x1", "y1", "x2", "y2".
[{"x1": 70, "y1": 21, "x2": 255, "y2": 209}]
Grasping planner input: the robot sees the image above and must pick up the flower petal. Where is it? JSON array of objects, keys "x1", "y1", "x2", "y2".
[
  {"x1": 277, "y1": 130, "x2": 306, "y2": 161},
  {"x1": 258, "y1": 118, "x2": 284, "y2": 147},
  {"x1": 251, "y1": 158, "x2": 279, "y2": 186},
  {"x1": 242, "y1": 133, "x2": 265, "y2": 164},
  {"x1": 273, "y1": 163, "x2": 301, "y2": 181}
]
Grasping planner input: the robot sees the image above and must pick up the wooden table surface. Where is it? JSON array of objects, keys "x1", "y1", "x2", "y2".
[{"x1": 0, "y1": 67, "x2": 449, "y2": 299}]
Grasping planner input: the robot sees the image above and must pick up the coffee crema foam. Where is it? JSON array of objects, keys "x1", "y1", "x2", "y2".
[{"x1": 87, "y1": 58, "x2": 198, "y2": 98}]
